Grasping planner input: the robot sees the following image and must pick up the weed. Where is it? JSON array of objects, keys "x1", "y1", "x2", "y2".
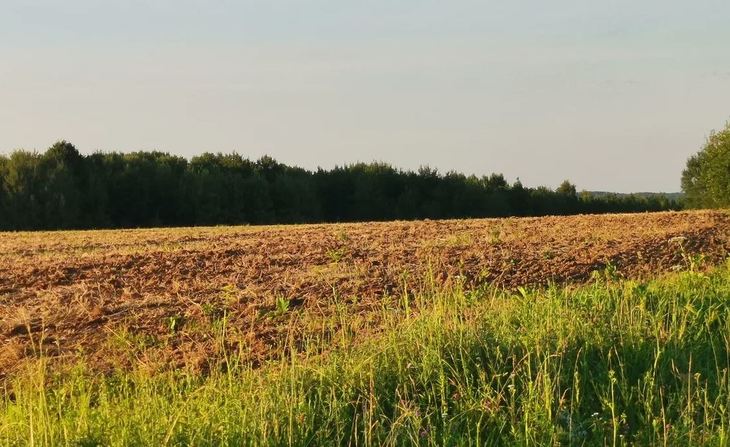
[
  {"x1": 671, "y1": 236, "x2": 707, "y2": 272},
  {"x1": 274, "y1": 296, "x2": 290, "y2": 316},
  {"x1": 489, "y1": 226, "x2": 502, "y2": 244},
  {"x1": 336, "y1": 229, "x2": 351, "y2": 244},
  {"x1": 201, "y1": 303, "x2": 226, "y2": 323},
  {"x1": 592, "y1": 260, "x2": 622, "y2": 283},
  {"x1": 326, "y1": 247, "x2": 347, "y2": 263},
  {"x1": 4, "y1": 263, "x2": 730, "y2": 445},
  {"x1": 167, "y1": 315, "x2": 184, "y2": 334}
]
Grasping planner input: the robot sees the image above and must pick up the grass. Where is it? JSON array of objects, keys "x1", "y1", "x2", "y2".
[{"x1": 3, "y1": 262, "x2": 730, "y2": 446}]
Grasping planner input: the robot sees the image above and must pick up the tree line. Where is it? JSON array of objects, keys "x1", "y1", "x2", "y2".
[{"x1": 0, "y1": 141, "x2": 680, "y2": 231}]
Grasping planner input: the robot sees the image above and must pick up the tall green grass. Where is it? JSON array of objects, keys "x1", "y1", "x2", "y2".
[{"x1": 2, "y1": 262, "x2": 730, "y2": 446}]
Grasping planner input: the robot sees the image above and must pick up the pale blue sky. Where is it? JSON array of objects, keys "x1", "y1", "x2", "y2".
[{"x1": 2, "y1": 1, "x2": 729, "y2": 192}]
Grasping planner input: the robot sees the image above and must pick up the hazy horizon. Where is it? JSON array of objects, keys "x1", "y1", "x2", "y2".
[{"x1": 2, "y1": 0, "x2": 729, "y2": 193}]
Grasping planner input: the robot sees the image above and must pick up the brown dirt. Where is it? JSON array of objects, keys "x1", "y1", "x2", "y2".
[{"x1": 1, "y1": 211, "x2": 728, "y2": 377}]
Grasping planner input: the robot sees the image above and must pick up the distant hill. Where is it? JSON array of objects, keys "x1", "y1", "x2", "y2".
[{"x1": 584, "y1": 191, "x2": 684, "y2": 201}]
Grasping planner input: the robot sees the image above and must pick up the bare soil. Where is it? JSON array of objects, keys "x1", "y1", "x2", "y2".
[{"x1": 1, "y1": 211, "x2": 728, "y2": 377}]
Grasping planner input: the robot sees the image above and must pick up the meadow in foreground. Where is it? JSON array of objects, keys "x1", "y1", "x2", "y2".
[{"x1": 2, "y1": 260, "x2": 730, "y2": 446}]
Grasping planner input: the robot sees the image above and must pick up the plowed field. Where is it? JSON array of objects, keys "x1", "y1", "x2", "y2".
[{"x1": 1, "y1": 211, "x2": 728, "y2": 376}]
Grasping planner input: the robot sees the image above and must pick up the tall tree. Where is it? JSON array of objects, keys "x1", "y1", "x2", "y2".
[
  {"x1": 682, "y1": 121, "x2": 730, "y2": 208},
  {"x1": 39, "y1": 141, "x2": 85, "y2": 228},
  {"x1": 3, "y1": 150, "x2": 43, "y2": 229}
]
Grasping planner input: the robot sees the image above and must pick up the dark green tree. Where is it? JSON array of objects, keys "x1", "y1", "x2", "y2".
[
  {"x1": 555, "y1": 180, "x2": 578, "y2": 214},
  {"x1": 2, "y1": 150, "x2": 44, "y2": 229},
  {"x1": 0, "y1": 155, "x2": 8, "y2": 229},
  {"x1": 39, "y1": 141, "x2": 85, "y2": 228}
]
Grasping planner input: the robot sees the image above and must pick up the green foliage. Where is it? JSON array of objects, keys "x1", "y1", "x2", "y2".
[
  {"x1": 556, "y1": 179, "x2": 577, "y2": 197},
  {"x1": 274, "y1": 296, "x2": 290, "y2": 316},
  {"x1": 0, "y1": 142, "x2": 681, "y2": 230},
  {"x1": 682, "y1": 120, "x2": 730, "y2": 208},
  {"x1": 3, "y1": 264, "x2": 730, "y2": 445},
  {"x1": 167, "y1": 315, "x2": 184, "y2": 334}
]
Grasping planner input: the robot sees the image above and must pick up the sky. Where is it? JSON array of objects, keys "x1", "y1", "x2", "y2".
[{"x1": 1, "y1": 1, "x2": 729, "y2": 193}]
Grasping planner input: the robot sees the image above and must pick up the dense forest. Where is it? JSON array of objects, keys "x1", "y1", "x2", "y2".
[{"x1": 0, "y1": 141, "x2": 680, "y2": 231}]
